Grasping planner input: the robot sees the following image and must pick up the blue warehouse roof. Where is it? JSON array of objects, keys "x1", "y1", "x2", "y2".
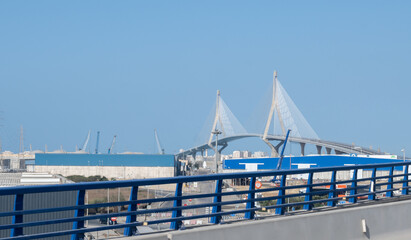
[{"x1": 35, "y1": 153, "x2": 175, "y2": 167}]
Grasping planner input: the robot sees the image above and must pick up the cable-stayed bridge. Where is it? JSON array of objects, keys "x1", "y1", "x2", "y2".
[
  {"x1": 177, "y1": 71, "x2": 381, "y2": 159},
  {"x1": 0, "y1": 71, "x2": 407, "y2": 240}
]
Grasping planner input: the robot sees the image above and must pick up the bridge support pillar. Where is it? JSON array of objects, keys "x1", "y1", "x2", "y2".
[
  {"x1": 335, "y1": 150, "x2": 344, "y2": 155},
  {"x1": 316, "y1": 146, "x2": 322, "y2": 155},
  {"x1": 218, "y1": 143, "x2": 228, "y2": 154},
  {"x1": 300, "y1": 143, "x2": 306, "y2": 156},
  {"x1": 326, "y1": 147, "x2": 332, "y2": 155},
  {"x1": 275, "y1": 141, "x2": 284, "y2": 155},
  {"x1": 263, "y1": 139, "x2": 279, "y2": 157}
]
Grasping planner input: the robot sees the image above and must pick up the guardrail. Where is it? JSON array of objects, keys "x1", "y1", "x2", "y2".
[{"x1": 0, "y1": 161, "x2": 410, "y2": 240}]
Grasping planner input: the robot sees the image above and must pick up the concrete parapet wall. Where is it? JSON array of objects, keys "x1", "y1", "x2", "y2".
[
  {"x1": 33, "y1": 165, "x2": 174, "y2": 179},
  {"x1": 134, "y1": 199, "x2": 411, "y2": 240}
]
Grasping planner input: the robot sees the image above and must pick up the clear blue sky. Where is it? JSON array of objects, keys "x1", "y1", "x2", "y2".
[{"x1": 0, "y1": 1, "x2": 410, "y2": 156}]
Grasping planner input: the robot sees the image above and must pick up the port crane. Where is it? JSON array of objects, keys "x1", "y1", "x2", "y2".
[
  {"x1": 79, "y1": 130, "x2": 91, "y2": 151},
  {"x1": 108, "y1": 135, "x2": 117, "y2": 154},
  {"x1": 154, "y1": 129, "x2": 165, "y2": 154}
]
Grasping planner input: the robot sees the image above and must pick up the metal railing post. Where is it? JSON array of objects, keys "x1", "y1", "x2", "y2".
[
  {"x1": 368, "y1": 168, "x2": 377, "y2": 200},
  {"x1": 170, "y1": 183, "x2": 183, "y2": 230},
  {"x1": 124, "y1": 186, "x2": 139, "y2": 236},
  {"x1": 10, "y1": 193, "x2": 24, "y2": 237},
  {"x1": 349, "y1": 169, "x2": 358, "y2": 203},
  {"x1": 244, "y1": 177, "x2": 256, "y2": 219},
  {"x1": 211, "y1": 179, "x2": 223, "y2": 223},
  {"x1": 386, "y1": 166, "x2": 394, "y2": 197},
  {"x1": 402, "y1": 165, "x2": 409, "y2": 195},
  {"x1": 327, "y1": 171, "x2": 337, "y2": 207},
  {"x1": 275, "y1": 175, "x2": 286, "y2": 215},
  {"x1": 71, "y1": 190, "x2": 85, "y2": 240},
  {"x1": 303, "y1": 173, "x2": 313, "y2": 210}
]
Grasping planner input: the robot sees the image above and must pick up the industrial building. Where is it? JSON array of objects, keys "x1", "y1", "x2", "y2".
[
  {"x1": 223, "y1": 154, "x2": 406, "y2": 180},
  {"x1": 223, "y1": 154, "x2": 403, "y2": 171},
  {"x1": 0, "y1": 172, "x2": 76, "y2": 239},
  {"x1": 33, "y1": 153, "x2": 179, "y2": 179},
  {"x1": 0, "y1": 151, "x2": 36, "y2": 170}
]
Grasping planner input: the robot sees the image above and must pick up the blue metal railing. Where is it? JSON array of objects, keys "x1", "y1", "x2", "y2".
[{"x1": 0, "y1": 161, "x2": 410, "y2": 239}]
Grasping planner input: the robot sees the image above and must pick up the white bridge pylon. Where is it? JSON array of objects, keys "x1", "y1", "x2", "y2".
[
  {"x1": 262, "y1": 70, "x2": 319, "y2": 156},
  {"x1": 264, "y1": 70, "x2": 319, "y2": 140},
  {"x1": 208, "y1": 90, "x2": 248, "y2": 147},
  {"x1": 179, "y1": 72, "x2": 379, "y2": 159},
  {"x1": 202, "y1": 71, "x2": 319, "y2": 158}
]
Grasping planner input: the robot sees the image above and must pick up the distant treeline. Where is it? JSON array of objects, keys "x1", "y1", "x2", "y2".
[{"x1": 66, "y1": 175, "x2": 109, "y2": 182}]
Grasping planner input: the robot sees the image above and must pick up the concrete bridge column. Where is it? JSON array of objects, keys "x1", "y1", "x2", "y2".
[
  {"x1": 335, "y1": 150, "x2": 344, "y2": 155},
  {"x1": 275, "y1": 141, "x2": 285, "y2": 155},
  {"x1": 316, "y1": 145, "x2": 322, "y2": 155},
  {"x1": 218, "y1": 143, "x2": 228, "y2": 154},
  {"x1": 326, "y1": 147, "x2": 332, "y2": 155},
  {"x1": 262, "y1": 139, "x2": 279, "y2": 157},
  {"x1": 300, "y1": 143, "x2": 306, "y2": 156}
]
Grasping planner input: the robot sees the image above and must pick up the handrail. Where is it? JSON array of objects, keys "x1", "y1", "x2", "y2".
[
  {"x1": 0, "y1": 161, "x2": 410, "y2": 239},
  {"x1": 0, "y1": 161, "x2": 407, "y2": 195}
]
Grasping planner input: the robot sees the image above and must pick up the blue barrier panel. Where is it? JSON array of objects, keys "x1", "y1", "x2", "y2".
[{"x1": 0, "y1": 161, "x2": 410, "y2": 240}]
